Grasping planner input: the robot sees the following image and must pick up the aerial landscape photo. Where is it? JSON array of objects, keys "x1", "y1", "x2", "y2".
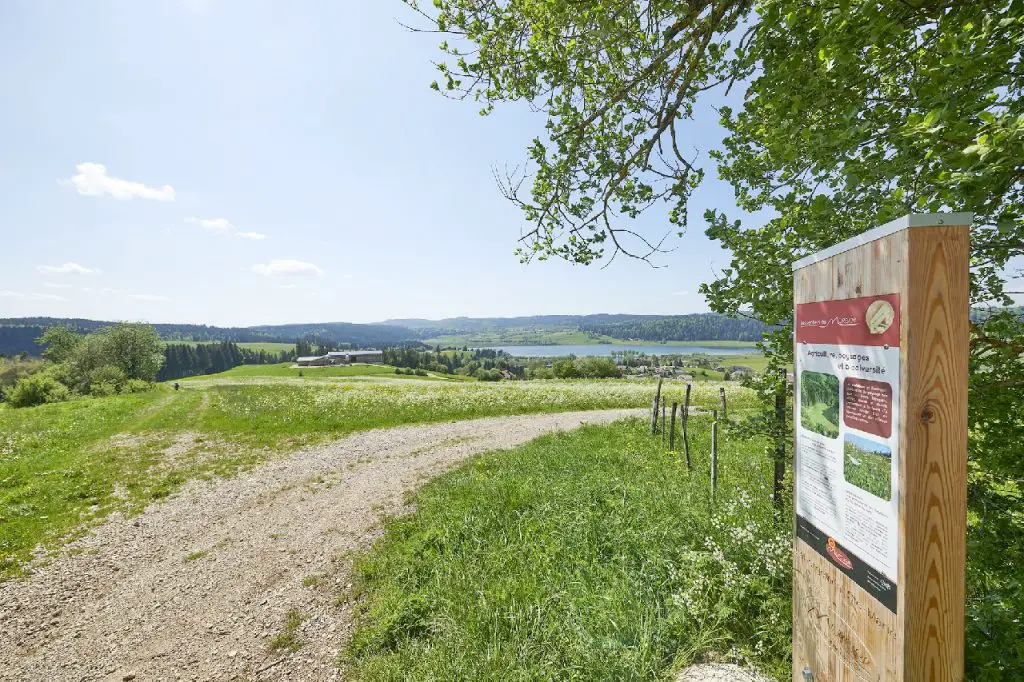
[{"x1": 1, "y1": 1, "x2": 1022, "y2": 681}]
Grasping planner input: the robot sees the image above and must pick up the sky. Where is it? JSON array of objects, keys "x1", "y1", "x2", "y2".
[{"x1": 6, "y1": 1, "x2": 1004, "y2": 328}]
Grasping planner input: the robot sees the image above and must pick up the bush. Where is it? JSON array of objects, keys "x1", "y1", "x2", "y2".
[
  {"x1": 89, "y1": 381, "x2": 119, "y2": 397},
  {"x1": 7, "y1": 373, "x2": 70, "y2": 408},
  {"x1": 87, "y1": 365, "x2": 127, "y2": 394},
  {"x1": 0, "y1": 357, "x2": 45, "y2": 389},
  {"x1": 121, "y1": 379, "x2": 153, "y2": 394},
  {"x1": 414, "y1": 369, "x2": 428, "y2": 376}
]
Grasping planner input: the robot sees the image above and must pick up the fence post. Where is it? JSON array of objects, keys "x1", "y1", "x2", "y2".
[
  {"x1": 650, "y1": 377, "x2": 663, "y2": 434},
  {"x1": 670, "y1": 401, "x2": 678, "y2": 451},
  {"x1": 773, "y1": 367, "x2": 787, "y2": 509},
  {"x1": 719, "y1": 386, "x2": 727, "y2": 421},
  {"x1": 682, "y1": 383, "x2": 692, "y2": 470},
  {"x1": 711, "y1": 419, "x2": 719, "y2": 504},
  {"x1": 662, "y1": 402, "x2": 667, "y2": 446}
]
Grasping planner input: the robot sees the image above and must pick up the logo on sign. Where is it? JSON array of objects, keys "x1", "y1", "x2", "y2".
[
  {"x1": 800, "y1": 315, "x2": 859, "y2": 329},
  {"x1": 826, "y1": 537, "x2": 854, "y2": 570}
]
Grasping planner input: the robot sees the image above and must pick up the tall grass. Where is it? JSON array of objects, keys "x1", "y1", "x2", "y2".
[{"x1": 344, "y1": 418, "x2": 791, "y2": 680}]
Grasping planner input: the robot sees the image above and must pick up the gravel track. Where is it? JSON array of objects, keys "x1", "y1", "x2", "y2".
[{"x1": 0, "y1": 409, "x2": 641, "y2": 682}]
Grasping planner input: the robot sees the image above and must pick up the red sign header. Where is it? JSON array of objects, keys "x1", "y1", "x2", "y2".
[{"x1": 796, "y1": 294, "x2": 900, "y2": 347}]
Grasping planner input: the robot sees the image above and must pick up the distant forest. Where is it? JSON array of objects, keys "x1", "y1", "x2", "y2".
[
  {"x1": 579, "y1": 314, "x2": 765, "y2": 342},
  {"x1": 0, "y1": 312, "x2": 771, "y2": 356}
]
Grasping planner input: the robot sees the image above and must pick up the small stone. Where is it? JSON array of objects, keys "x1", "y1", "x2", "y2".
[
  {"x1": 228, "y1": 650, "x2": 237, "y2": 658},
  {"x1": 123, "y1": 674, "x2": 137, "y2": 681}
]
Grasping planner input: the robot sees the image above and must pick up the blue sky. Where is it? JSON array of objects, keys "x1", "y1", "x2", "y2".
[{"x1": 2, "y1": 1, "x2": 762, "y2": 326}]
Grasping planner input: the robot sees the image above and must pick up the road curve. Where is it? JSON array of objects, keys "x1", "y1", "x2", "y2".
[{"x1": 0, "y1": 408, "x2": 641, "y2": 682}]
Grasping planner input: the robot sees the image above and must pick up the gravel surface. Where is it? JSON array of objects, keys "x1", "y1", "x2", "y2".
[
  {"x1": 0, "y1": 409, "x2": 640, "y2": 681},
  {"x1": 675, "y1": 663, "x2": 776, "y2": 682}
]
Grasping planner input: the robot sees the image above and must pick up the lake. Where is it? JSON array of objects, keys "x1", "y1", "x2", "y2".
[{"x1": 480, "y1": 344, "x2": 756, "y2": 358}]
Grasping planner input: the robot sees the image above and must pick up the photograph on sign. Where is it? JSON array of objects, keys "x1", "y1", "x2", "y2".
[{"x1": 794, "y1": 293, "x2": 901, "y2": 613}]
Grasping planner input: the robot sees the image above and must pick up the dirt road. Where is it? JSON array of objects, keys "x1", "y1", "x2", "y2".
[{"x1": 0, "y1": 409, "x2": 640, "y2": 681}]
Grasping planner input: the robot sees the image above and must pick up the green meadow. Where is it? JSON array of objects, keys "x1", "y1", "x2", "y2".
[{"x1": 0, "y1": 373, "x2": 751, "y2": 579}]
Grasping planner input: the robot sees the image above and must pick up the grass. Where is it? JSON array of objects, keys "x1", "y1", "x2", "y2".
[
  {"x1": 343, "y1": 418, "x2": 791, "y2": 680},
  {"x1": 183, "y1": 363, "x2": 471, "y2": 382},
  {"x1": 0, "y1": 377, "x2": 754, "y2": 579},
  {"x1": 799, "y1": 402, "x2": 839, "y2": 439},
  {"x1": 268, "y1": 607, "x2": 305, "y2": 652},
  {"x1": 843, "y1": 437, "x2": 892, "y2": 500}
]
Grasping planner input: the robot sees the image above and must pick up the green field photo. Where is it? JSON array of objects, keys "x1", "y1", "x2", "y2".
[
  {"x1": 799, "y1": 370, "x2": 840, "y2": 439},
  {"x1": 843, "y1": 433, "x2": 893, "y2": 500}
]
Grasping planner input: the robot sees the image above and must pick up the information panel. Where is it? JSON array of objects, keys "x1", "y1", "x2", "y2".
[{"x1": 795, "y1": 293, "x2": 900, "y2": 613}]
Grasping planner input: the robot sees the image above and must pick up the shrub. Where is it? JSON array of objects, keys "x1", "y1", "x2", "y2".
[
  {"x1": 121, "y1": 379, "x2": 153, "y2": 394},
  {"x1": 7, "y1": 373, "x2": 70, "y2": 408},
  {"x1": 0, "y1": 357, "x2": 45, "y2": 389},
  {"x1": 89, "y1": 381, "x2": 118, "y2": 397},
  {"x1": 87, "y1": 365, "x2": 127, "y2": 394}
]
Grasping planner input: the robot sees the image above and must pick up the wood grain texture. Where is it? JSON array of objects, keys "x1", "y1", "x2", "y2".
[
  {"x1": 792, "y1": 222, "x2": 968, "y2": 682},
  {"x1": 903, "y1": 227, "x2": 969, "y2": 682}
]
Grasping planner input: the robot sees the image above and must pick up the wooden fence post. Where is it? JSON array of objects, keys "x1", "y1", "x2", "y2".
[
  {"x1": 773, "y1": 367, "x2": 787, "y2": 509},
  {"x1": 651, "y1": 377, "x2": 663, "y2": 435},
  {"x1": 719, "y1": 386, "x2": 727, "y2": 421},
  {"x1": 711, "y1": 419, "x2": 719, "y2": 504},
  {"x1": 670, "y1": 401, "x2": 678, "y2": 451},
  {"x1": 662, "y1": 402, "x2": 667, "y2": 446},
  {"x1": 682, "y1": 383, "x2": 692, "y2": 470}
]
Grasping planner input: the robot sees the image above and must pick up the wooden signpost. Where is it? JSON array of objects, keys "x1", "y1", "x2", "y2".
[{"x1": 791, "y1": 213, "x2": 970, "y2": 682}]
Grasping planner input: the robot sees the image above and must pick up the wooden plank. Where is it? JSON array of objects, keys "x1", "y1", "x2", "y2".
[{"x1": 902, "y1": 226, "x2": 969, "y2": 681}]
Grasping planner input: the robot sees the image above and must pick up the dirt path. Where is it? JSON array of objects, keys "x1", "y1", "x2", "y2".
[{"x1": 0, "y1": 409, "x2": 641, "y2": 682}]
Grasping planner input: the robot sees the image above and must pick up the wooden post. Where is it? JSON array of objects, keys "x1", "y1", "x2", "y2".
[
  {"x1": 791, "y1": 213, "x2": 970, "y2": 682},
  {"x1": 670, "y1": 401, "x2": 678, "y2": 451},
  {"x1": 773, "y1": 367, "x2": 787, "y2": 509},
  {"x1": 682, "y1": 383, "x2": 692, "y2": 471},
  {"x1": 719, "y1": 386, "x2": 727, "y2": 421},
  {"x1": 651, "y1": 377, "x2": 663, "y2": 435},
  {"x1": 662, "y1": 402, "x2": 667, "y2": 446},
  {"x1": 711, "y1": 419, "x2": 718, "y2": 504}
]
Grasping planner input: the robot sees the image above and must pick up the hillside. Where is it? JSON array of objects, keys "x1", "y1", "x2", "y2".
[{"x1": 0, "y1": 313, "x2": 771, "y2": 356}]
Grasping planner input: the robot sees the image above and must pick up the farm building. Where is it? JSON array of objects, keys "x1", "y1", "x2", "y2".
[
  {"x1": 296, "y1": 355, "x2": 332, "y2": 367},
  {"x1": 295, "y1": 350, "x2": 384, "y2": 366}
]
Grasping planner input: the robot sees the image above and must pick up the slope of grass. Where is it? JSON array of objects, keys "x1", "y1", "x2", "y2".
[
  {"x1": 343, "y1": 418, "x2": 791, "y2": 680},
  {"x1": 185, "y1": 362, "x2": 399, "y2": 379},
  {"x1": 0, "y1": 379, "x2": 755, "y2": 579},
  {"x1": 184, "y1": 363, "x2": 471, "y2": 382}
]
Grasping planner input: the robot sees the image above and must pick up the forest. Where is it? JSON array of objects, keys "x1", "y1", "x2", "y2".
[{"x1": 0, "y1": 313, "x2": 771, "y2": 356}]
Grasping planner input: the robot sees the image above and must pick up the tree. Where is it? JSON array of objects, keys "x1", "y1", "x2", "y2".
[
  {"x1": 38, "y1": 325, "x2": 81, "y2": 364},
  {"x1": 105, "y1": 323, "x2": 164, "y2": 382}
]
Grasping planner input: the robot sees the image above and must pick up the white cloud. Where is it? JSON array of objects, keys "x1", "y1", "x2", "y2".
[
  {"x1": 186, "y1": 217, "x2": 233, "y2": 230},
  {"x1": 252, "y1": 260, "x2": 324, "y2": 277},
  {"x1": 128, "y1": 293, "x2": 170, "y2": 302},
  {"x1": 37, "y1": 262, "x2": 101, "y2": 275},
  {"x1": 279, "y1": 284, "x2": 297, "y2": 289},
  {"x1": 671, "y1": 290, "x2": 689, "y2": 296},
  {"x1": 236, "y1": 231, "x2": 267, "y2": 240},
  {"x1": 43, "y1": 282, "x2": 71, "y2": 289},
  {"x1": 68, "y1": 163, "x2": 175, "y2": 201},
  {"x1": 0, "y1": 290, "x2": 66, "y2": 301},
  {"x1": 343, "y1": 273, "x2": 354, "y2": 279}
]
